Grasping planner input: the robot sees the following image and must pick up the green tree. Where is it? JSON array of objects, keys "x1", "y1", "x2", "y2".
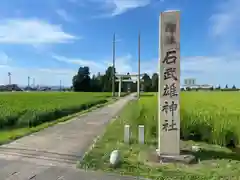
[
  {"x1": 216, "y1": 84, "x2": 221, "y2": 90},
  {"x1": 151, "y1": 73, "x2": 158, "y2": 92},
  {"x1": 90, "y1": 74, "x2": 102, "y2": 92},
  {"x1": 72, "y1": 66, "x2": 91, "y2": 92},
  {"x1": 101, "y1": 66, "x2": 116, "y2": 92},
  {"x1": 142, "y1": 73, "x2": 152, "y2": 92}
]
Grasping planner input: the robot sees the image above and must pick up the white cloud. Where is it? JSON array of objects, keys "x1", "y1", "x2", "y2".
[
  {"x1": 53, "y1": 53, "x2": 137, "y2": 76},
  {"x1": 140, "y1": 59, "x2": 157, "y2": 76},
  {"x1": 0, "y1": 19, "x2": 78, "y2": 45},
  {"x1": 39, "y1": 68, "x2": 75, "y2": 75},
  {"x1": 52, "y1": 54, "x2": 108, "y2": 76},
  {"x1": 0, "y1": 65, "x2": 76, "y2": 86},
  {"x1": 0, "y1": 65, "x2": 10, "y2": 69},
  {"x1": 209, "y1": 0, "x2": 240, "y2": 52},
  {"x1": 112, "y1": 54, "x2": 240, "y2": 86},
  {"x1": 56, "y1": 9, "x2": 75, "y2": 22},
  {"x1": 0, "y1": 52, "x2": 11, "y2": 65},
  {"x1": 0, "y1": 52, "x2": 142, "y2": 86},
  {"x1": 92, "y1": 0, "x2": 151, "y2": 17},
  {"x1": 110, "y1": 0, "x2": 151, "y2": 16},
  {"x1": 52, "y1": 53, "x2": 159, "y2": 78},
  {"x1": 105, "y1": 54, "x2": 134, "y2": 73},
  {"x1": 209, "y1": 0, "x2": 240, "y2": 36},
  {"x1": 181, "y1": 56, "x2": 238, "y2": 73},
  {"x1": 180, "y1": 55, "x2": 240, "y2": 86},
  {"x1": 104, "y1": 54, "x2": 158, "y2": 81},
  {"x1": 52, "y1": 55, "x2": 106, "y2": 69},
  {"x1": 1, "y1": 53, "x2": 239, "y2": 86}
]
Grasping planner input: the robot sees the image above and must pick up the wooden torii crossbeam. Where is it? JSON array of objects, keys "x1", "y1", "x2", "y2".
[{"x1": 115, "y1": 74, "x2": 144, "y2": 97}]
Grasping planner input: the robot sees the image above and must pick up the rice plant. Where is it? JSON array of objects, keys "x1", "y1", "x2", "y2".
[{"x1": 0, "y1": 92, "x2": 110, "y2": 129}]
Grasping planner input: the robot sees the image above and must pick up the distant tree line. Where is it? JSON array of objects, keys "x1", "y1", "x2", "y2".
[
  {"x1": 0, "y1": 65, "x2": 237, "y2": 93},
  {"x1": 72, "y1": 65, "x2": 240, "y2": 92},
  {"x1": 72, "y1": 66, "x2": 159, "y2": 92}
]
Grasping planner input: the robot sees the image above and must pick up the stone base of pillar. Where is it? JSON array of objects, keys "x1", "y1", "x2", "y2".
[
  {"x1": 158, "y1": 154, "x2": 196, "y2": 164},
  {"x1": 139, "y1": 148, "x2": 197, "y2": 166},
  {"x1": 155, "y1": 149, "x2": 196, "y2": 164}
]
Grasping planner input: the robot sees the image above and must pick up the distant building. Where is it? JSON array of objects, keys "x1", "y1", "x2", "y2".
[
  {"x1": 182, "y1": 84, "x2": 213, "y2": 91},
  {"x1": 0, "y1": 84, "x2": 23, "y2": 91},
  {"x1": 182, "y1": 78, "x2": 213, "y2": 90},
  {"x1": 184, "y1": 78, "x2": 196, "y2": 86}
]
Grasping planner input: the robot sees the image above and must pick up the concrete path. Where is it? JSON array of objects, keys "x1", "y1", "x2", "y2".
[
  {"x1": 0, "y1": 159, "x2": 147, "y2": 180},
  {"x1": 0, "y1": 93, "x2": 147, "y2": 180}
]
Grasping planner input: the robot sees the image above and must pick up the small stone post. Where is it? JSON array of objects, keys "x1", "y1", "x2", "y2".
[
  {"x1": 124, "y1": 125, "x2": 130, "y2": 144},
  {"x1": 118, "y1": 77, "x2": 122, "y2": 97},
  {"x1": 138, "y1": 125, "x2": 144, "y2": 144}
]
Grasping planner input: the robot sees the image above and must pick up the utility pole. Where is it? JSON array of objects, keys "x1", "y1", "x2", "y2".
[
  {"x1": 112, "y1": 33, "x2": 116, "y2": 97},
  {"x1": 138, "y1": 32, "x2": 141, "y2": 98},
  {"x1": 60, "y1": 80, "x2": 62, "y2": 91},
  {"x1": 8, "y1": 72, "x2": 11, "y2": 85},
  {"x1": 28, "y1": 76, "x2": 30, "y2": 87},
  {"x1": 33, "y1": 78, "x2": 35, "y2": 88}
]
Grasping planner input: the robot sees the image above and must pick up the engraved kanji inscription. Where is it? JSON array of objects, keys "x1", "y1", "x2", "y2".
[
  {"x1": 164, "y1": 67, "x2": 178, "y2": 81},
  {"x1": 162, "y1": 50, "x2": 177, "y2": 65},
  {"x1": 163, "y1": 83, "x2": 178, "y2": 97},
  {"x1": 162, "y1": 119, "x2": 178, "y2": 131}
]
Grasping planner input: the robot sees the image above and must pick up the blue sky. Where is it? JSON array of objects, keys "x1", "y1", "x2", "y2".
[{"x1": 0, "y1": 0, "x2": 239, "y2": 87}]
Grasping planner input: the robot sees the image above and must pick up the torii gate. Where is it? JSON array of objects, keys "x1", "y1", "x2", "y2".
[{"x1": 116, "y1": 74, "x2": 144, "y2": 97}]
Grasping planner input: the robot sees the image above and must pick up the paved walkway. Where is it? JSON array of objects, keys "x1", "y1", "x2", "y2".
[{"x1": 0, "y1": 94, "x2": 147, "y2": 180}]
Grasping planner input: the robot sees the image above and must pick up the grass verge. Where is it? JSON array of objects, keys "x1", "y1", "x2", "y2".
[
  {"x1": 0, "y1": 97, "x2": 117, "y2": 145},
  {"x1": 80, "y1": 95, "x2": 240, "y2": 180}
]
